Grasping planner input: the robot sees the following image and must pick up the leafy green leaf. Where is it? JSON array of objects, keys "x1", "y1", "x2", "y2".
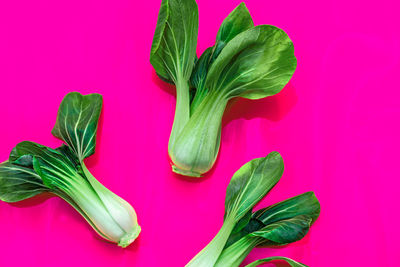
[
  {"x1": 51, "y1": 92, "x2": 103, "y2": 162},
  {"x1": 250, "y1": 215, "x2": 312, "y2": 245},
  {"x1": 231, "y1": 209, "x2": 253, "y2": 234},
  {"x1": 0, "y1": 161, "x2": 48, "y2": 202},
  {"x1": 226, "y1": 192, "x2": 320, "y2": 247},
  {"x1": 225, "y1": 152, "x2": 284, "y2": 221},
  {"x1": 190, "y1": 3, "x2": 253, "y2": 113},
  {"x1": 245, "y1": 256, "x2": 308, "y2": 267},
  {"x1": 205, "y1": 25, "x2": 297, "y2": 100},
  {"x1": 252, "y1": 191, "x2": 320, "y2": 227},
  {"x1": 56, "y1": 144, "x2": 80, "y2": 167},
  {"x1": 150, "y1": 0, "x2": 198, "y2": 82},
  {"x1": 216, "y1": 2, "x2": 254, "y2": 44},
  {"x1": 190, "y1": 46, "x2": 213, "y2": 113},
  {"x1": 9, "y1": 141, "x2": 79, "y2": 190}
]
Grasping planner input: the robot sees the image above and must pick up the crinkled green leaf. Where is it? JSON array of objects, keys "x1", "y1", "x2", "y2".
[
  {"x1": 205, "y1": 25, "x2": 297, "y2": 100},
  {"x1": 150, "y1": 0, "x2": 198, "y2": 82},
  {"x1": 51, "y1": 92, "x2": 102, "y2": 161},
  {"x1": 0, "y1": 161, "x2": 48, "y2": 202},
  {"x1": 245, "y1": 256, "x2": 308, "y2": 267},
  {"x1": 225, "y1": 152, "x2": 284, "y2": 221}
]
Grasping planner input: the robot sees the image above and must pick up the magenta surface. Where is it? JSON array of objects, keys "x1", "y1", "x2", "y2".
[{"x1": 0, "y1": 0, "x2": 399, "y2": 266}]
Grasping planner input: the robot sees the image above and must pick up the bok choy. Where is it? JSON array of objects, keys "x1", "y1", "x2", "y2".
[
  {"x1": 0, "y1": 92, "x2": 141, "y2": 247},
  {"x1": 186, "y1": 152, "x2": 320, "y2": 267},
  {"x1": 151, "y1": 1, "x2": 297, "y2": 177}
]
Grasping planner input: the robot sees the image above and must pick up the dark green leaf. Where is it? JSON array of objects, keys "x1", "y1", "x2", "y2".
[
  {"x1": 56, "y1": 145, "x2": 80, "y2": 168},
  {"x1": 225, "y1": 152, "x2": 284, "y2": 221},
  {"x1": 250, "y1": 215, "x2": 312, "y2": 245},
  {"x1": 223, "y1": 209, "x2": 253, "y2": 248},
  {"x1": 9, "y1": 141, "x2": 79, "y2": 191},
  {"x1": 253, "y1": 191, "x2": 320, "y2": 226},
  {"x1": 150, "y1": 0, "x2": 198, "y2": 83},
  {"x1": 51, "y1": 92, "x2": 103, "y2": 161},
  {"x1": 205, "y1": 25, "x2": 297, "y2": 100},
  {"x1": 245, "y1": 256, "x2": 308, "y2": 267},
  {"x1": 226, "y1": 192, "x2": 320, "y2": 246},
  {"x1": 191, "y1": 47, "x2": 213, "y2": 89},
  {"x1": 0, "y1": 161, "x2": 48, "y2": 202}
]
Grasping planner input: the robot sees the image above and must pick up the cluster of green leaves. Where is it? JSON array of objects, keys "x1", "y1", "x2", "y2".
[
  {"x1": 0, "y1": 92, "x2": 141, "y2": 248},
  {"x1": 151, "y1": 0, "x2": 297, "y2": 177},
  {"x1": 186, "y1": 152, "x2": 320, "y2": 267}
]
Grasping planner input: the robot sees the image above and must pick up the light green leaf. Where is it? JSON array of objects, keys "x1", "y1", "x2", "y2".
[
  {"x1": 51, "y1": 92, "x2": 103, "y2": 161},
  {"x1": 216, "y1": 2, "x2": 254, "y2": 44},
  {"x1": 190, "y1": 3, "x2": 253, "y2": 113},
  {"x1": 150, "y1": 0, "x2": 198, "y2": 82},
  {"x1": 225, "y1": 152, "x2": 284, "y2": 221},
  {"x1": 0, "y1": 161, "x2": 48, "y2": 202},
  {"x1": 245, "y1": 257, "x2": 308, "y2": 267},
  {"x1": 205, "y1": 25, "x2": 297, "y2": 100}
]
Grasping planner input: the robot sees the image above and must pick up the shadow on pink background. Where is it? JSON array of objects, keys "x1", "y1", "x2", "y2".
[{"x1": 0, "y1": 0, "x2": 399, "y2": 266}]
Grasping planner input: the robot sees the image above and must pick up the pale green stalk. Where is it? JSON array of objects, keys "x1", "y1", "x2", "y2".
[
  {"x1": 170, "y1": 91, "x2": 228, "y2": 176},
  {"x1": 186, "y1": 215, "x2": 236, "y2": 267},
  {"x1": 168, "y1": 74, "x2": 191, "y2": 153},
  {"x1": 215, "y1": 235, "x2": 262, "y2": 267}
]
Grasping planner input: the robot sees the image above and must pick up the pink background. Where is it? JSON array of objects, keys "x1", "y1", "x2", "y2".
[{"x1": 0, "y1": 0, "x2": 399, "y2": 266}]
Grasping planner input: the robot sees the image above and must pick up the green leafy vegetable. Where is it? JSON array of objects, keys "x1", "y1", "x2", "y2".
[
  {"x1": 215, "y1": 192, "x2": 320, "y2": 267},
  {"x1": 245, "y1": 256, "x2": 308, "y2": 267},
  {"x1": 0, "y1": 92, "x2": 141, "y2": 248},
  {"x1": 151, "y1": 1, "x2": 297, "y2": 177},
  {"x1": 187, "y1": 152, "x2": 283, "y2": 266},
  {"x1": 52, "y1": 92, "x2": 102, "y2": 161},
  {"x1": 186, "y1": 153, "x2": 320, "y2": 267}
]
